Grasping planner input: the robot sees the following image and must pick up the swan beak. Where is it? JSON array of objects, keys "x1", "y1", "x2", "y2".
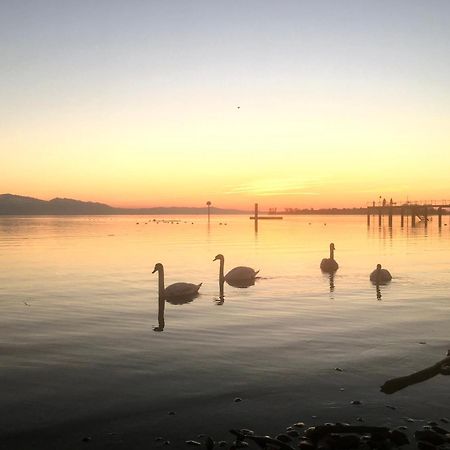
[
  {"x1": 213, "y1": 256, "x2": 218, "y2": 261},
  {"x1": 152, "y1": 268, "x2": 157, "y2": 274}
]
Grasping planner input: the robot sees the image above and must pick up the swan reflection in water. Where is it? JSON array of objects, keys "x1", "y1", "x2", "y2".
[
  {"x1": 213, "y1": 276, "x2": 257, "y2": 306},
  {"x1": 153, "y1": 291, "x2": 199, "y2": 332}
]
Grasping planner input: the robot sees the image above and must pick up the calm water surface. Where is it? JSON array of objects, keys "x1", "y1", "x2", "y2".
[{"x1": 1, "y1": 215, "x2": 449, "y2": 445}]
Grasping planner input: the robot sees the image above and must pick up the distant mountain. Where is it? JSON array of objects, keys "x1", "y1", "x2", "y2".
[{"x1": 0, "y1": 194, "x2": 245, "y2": 215}]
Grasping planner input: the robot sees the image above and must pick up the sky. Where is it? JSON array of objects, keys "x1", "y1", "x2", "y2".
[{"x1": 1, "y1": 0, "x2": 449, "y2": 209}]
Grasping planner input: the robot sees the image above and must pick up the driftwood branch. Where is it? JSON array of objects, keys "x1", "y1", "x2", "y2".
[{"x1": 380, "y1": 351, "x2": 450, "y2": 394}]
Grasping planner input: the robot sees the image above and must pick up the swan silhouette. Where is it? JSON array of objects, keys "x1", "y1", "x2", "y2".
[
  {"x1": 152, "y1": 263, "x2": 202, "y2": 301},
  {"x1": 213, "y1": 254, "x2": 259, "y2": 288},
  {"x1": 320, "y1": 243, "x2": 339, "y2": 272},
  {"x1": 370, "y1": 264, "x2": 392, "y2": 284}
]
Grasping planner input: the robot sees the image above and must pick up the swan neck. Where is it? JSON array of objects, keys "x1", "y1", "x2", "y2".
[
  {"x1": 158, "y1": 267, "x2": 165, "y2": 299},
  {"x1": 330, "y1": 247, "x2": 334, "y2": 260},
  {"x1": 219, "y1": 257, "x2": 225, "y2": 282}
]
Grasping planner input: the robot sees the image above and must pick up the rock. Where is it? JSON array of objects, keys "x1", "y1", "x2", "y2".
[
  {"x1": 390, "y1": 429, "x2": 409, "y2": 446},
  {"x1": 185, "y1": 440, "x2": 202, "y2": 446},
  {"x1": 385, "y1": 404, "x2": 396, "y2": 410},
  {"x1": 415, "y1": 430, "x2": 446, "y2": 446},
  {"x1": 163, "y1": 441, "x2": 171, "y2": 446},
  {"x1": 397, "y1": 426, "x2": 408, "y2": 431},
  {"x1": 442, "y1": 418, "x2": 450, "y2": 424},
  {"x1": 155, "y1": 437, "x2": 164, "y2": 441},
  {"x1": 294, "y1": 422, "x2": 306, "y2": 428},
  {"x1": 335, "y1": 367, "x2": 344, "y2": 372},
  {"x1": 234, "y1": 441, "x2": 248, "y2": 448},
  {"x1": 351, "y1": 400, "x2": 362, "y2": 405},
  {"x1": 233, "y1": 397, "x2": 242, "y2": 403},
  {"x1": 287, "y1": 430, "x2": 299, "y2": 437},
  {"x1": 168, "y1": 411, "x2": 176, "y2": 415},
  {"x1": 356, "y1": 417, "x2": 364, "y2": 422},
  {"x1": 82, "y1": 436, "x2": 92, "y2": 443},
  {"x1": 218, "y1": 441, "x2": 228, "y2": 447}
]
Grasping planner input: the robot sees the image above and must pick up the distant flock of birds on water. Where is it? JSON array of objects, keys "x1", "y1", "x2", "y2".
[{"x1": 152, "y1": 243, "x2": 392, "y2": 302}]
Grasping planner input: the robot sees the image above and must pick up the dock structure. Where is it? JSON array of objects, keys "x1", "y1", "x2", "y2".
[{"x1": 367, "y1": 200, "x2": 450, "y2": 228}]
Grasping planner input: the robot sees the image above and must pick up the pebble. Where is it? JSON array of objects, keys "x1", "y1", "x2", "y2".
[
  {"x1": 398, "y1": 426, "x2": 408, "y2": 431},
  {"x1": 299, "y1": 440, "x2": 315, "y2": 450},
  {"x1": 287, "y1": 430, "x2": 300, "y2": 437},
  {"x1": 386, "y1": 404, "x2": 396, "y2": 410},
  {"x1": 339, "y1": 388, "x2": 345, "y2": 391},
  {"x1": 417, "y1": 441, "x2": 437, "y2": 450},
  {"x1": 431, "y1": 425, "x2": 449, "y2": 435},
  {"x1": 356, "y1": 417, "x2": 364, "y2": 422},
  {"x1": 82, "y1": 436, "x2": 92, "y2": 443},
  {"x1": 155, "y1": 437, "x2": 164, "y2": 441},
  {"x1": 163, "y1": 441, "x2": 171, "y2": 446},
  {"x1": 239, "y1": 429, "x2": 254, "y2": 436},
  {"x1": 185, "y1": 440, "x2": 202, "y2": 446},
  {"x1": 275, "y1": 433, "x2": 292, "y2": 442},
  {"x1": 233, "y1": 397, "x2": 242, "y2": 403},
  {"x1": 168, "y1": 411, "x2": 176, "y2": 415},
  {"x1": 218, "y1": 441, "x2": 228, "y2": 448},
  {"x1": 441, "y1": 418, "x2": 449, "y2": 424},
  {"x1": 335, "y1": 367, "x2": 344, "y2": 372},
  {"x1": 205, "y1": 436, "x2": 214, "y2": 450},
  {"x1": 294, "y1": 422, "x2": 306, "y2": 428},
  {"x1": 351, "y1": 400, "x2": 362, "y2": 405}
]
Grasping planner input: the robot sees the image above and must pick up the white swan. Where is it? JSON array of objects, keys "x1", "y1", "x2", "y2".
[
  {"x1": 213, "y1": 254, "x2": 259, "y2": 285},
  {"x1": 320, "y1": 243, "x2": 339, "y2": 272},
  {"x1": 370, "y1": 264, "x2": 392, "y2": 283},
  {"x1": 152, "y1": 263, "x2": 202, "y2": 300}
]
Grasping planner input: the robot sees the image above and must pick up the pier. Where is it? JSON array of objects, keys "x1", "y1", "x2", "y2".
[{"x1": 366, "y1": 200, "x2": 450, "y2": 228}]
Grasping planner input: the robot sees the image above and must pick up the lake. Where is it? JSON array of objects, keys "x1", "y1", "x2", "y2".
[{"x1": 0, "y1": 214, "x2": 449, "y2": 449}]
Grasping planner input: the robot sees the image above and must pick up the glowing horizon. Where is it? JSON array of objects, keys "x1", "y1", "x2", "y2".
[{"x1": 1, "y1": 1, "x2": 449, "y2": 211}]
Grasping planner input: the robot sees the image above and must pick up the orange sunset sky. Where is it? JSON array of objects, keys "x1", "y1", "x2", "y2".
[{"x1": 1, "y1": 1, "x2": 449, "y2": 210}]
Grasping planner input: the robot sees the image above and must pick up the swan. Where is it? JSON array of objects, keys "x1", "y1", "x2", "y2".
[
  {"x1": 152, "y1": 263, "x2": 202, "y2": 300},
  {"x1": 320, "y1": 243, "x2": 339, "y2": 272},
  {"x1": 370, "y1": 264, "x2": 392, "y2": 283},
  {"x1": 213, "y1": 254, "x2": 259, "y2": 286}
]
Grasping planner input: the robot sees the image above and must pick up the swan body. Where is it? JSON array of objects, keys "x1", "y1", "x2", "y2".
[
  {"x1": 370, "y1": 264, "x2": 392, "y2": 283},
  {"x1": 320, "y1": 243, "x2": 339, "y2": 272},
  {"x1": 152, "y1": 263, "x2": 201, "y2": 300},
  {"x1": 213, "y1": 254, "x2": 259, "y2": 284}
]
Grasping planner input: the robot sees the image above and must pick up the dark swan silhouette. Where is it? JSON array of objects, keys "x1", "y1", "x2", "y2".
[
  {"x1": 320, "y1": 243, "x2": 339, "y2": 272},
  {"x1": 213, "y1": 254, "x2": 259, "y2": 288},
  {"x1": 152, "y1": 263, "x2": 202, "y2": 301},
  {"x1": 370, "y1": 264, "x2": 392, "y2": 284}
]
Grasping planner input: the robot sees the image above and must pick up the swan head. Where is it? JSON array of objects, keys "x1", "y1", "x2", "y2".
[
  {"x1": 152, "y1": 263, "x2": 164, "y2": 274},
  {"x1": 213, "y1": 254, "x2": 224, "y2": 262},
  {"x1": 330, "y1": 243, "x2": 335, "y2": 250},
  {"x1": 376, "y1": 263, "x2": 382, "y2": 270}
]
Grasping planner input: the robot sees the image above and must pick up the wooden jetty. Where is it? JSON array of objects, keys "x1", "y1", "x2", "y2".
[
  {"x1": 366, "y1": 200, "x2": 450, "y2": 228},
  {"x1": 250, "y1": 203, "x2": 284, "y2": 232}
]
